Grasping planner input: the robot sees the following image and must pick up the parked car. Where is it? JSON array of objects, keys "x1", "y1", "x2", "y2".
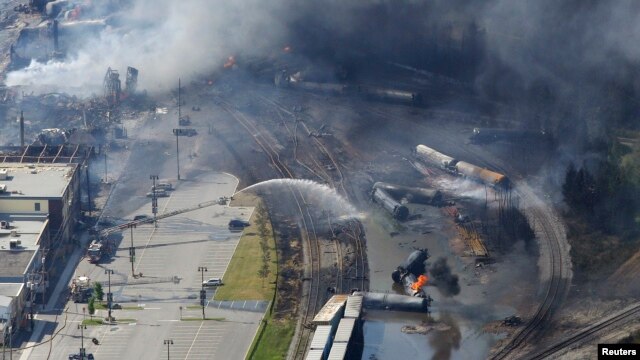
[
  {"x1": 133, "y1": 214, "x2": 150, "y2": 221},
  {"x1": 154, "y1": 182, "x2": 173, "y2": 191},
  {"x1": 228, "y1": 219, "x2": 250, "y2": 230},
  {"x1": 146, "y1": 189, "x2": 169, "y2": 198},
  {"x1": 202, "y1": 278, "x2": 223, "y2": 287},
  {"x1": 68, "y1": 354, "x2": 94, "y2": 360}
]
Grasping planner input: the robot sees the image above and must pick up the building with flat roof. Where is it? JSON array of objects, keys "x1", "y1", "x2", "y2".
[
  {"x1": 0, "y1": 146, "x2": 89, "y2": 333},
  {"x1": 0, "y1": 215, "x2": 48, "y2": 330},
  {"x1": 0, "y1": 163, "x2": 81, "y2": 250}
]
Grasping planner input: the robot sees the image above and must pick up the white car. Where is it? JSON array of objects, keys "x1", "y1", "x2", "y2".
[{"x1": 203, "y1": 278, "x2": 223, "y2": 287}]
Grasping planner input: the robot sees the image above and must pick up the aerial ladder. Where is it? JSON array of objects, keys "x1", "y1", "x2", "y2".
[{"x1": 88, "y1": 197, "x2": 230, "y2": 262}]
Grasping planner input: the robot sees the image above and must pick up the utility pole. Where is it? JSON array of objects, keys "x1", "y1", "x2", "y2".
[
  {"x1": 40, "y1": 251, "x2": 47, "y2": 310},
  {"x1": 198, "y1": 267, "x2": 207, "y2": 320},
  {"x1": 178, "y1": 78, "x2": 181, "y2": 125},
  {"x1": 164, "y1": 339, "x2": 173, "y2": 360},
  {"x1": 6, "y1": 318, "x2": 11, "y2": 360},
  {"x1": 172, "y1": 129, "x2": 181, "y2": 180},
  {"x1": 2, "y1": 313, "x2": 5, "y2": 360},
  {"x1": 85, "y1": 164, "x2": 91, "y2": 216},
  {"x1": 127, "y1": 223, "x2": 136, "y2": 277},
  {"x1": 150, "y1": 175, "x2": 159, "y2": 226},
  {"x1": 105, "y1": 269, "x2": 114, "y2": 322},
  {"x1": 103, "y1": 151, "x2": 108, "y2": 183},
  {"x1": 77, "y1": 324, "x2": 87, "y2": 358}
]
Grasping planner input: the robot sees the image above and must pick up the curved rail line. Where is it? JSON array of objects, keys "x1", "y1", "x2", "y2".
[
  {"x1": 365, "y1": 106, "x2": 569, "y2": 358},
  {"x1": 526, "y1": 303, "x2": 640, "y2": 360},
  {"x1": 256, "y1": 93, "x2": 367, "y2": 292},
  {"x1": 216, "y1": 99, "x2": 323, "y2": 359}
]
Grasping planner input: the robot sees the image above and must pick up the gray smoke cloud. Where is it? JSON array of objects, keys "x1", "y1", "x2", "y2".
[
  {"x1": 7, "y1": 0, "x2": 288, "y2": 95},
  {"x1": 7, "y1": 0, "x2": 640, "y2": 143}
]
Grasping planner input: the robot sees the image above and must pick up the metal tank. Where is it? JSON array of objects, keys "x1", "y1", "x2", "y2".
[
  {"x1": 454, "y1": 161, "x2": 509, "y2": 188},
  {"x1": 353, "y1": 292, "x2": 431, "y2": 313},
  {"x1": 373, "y1": 182, "x2": 443, "y2": 205},
  {"x1": 371, "y1": 188, "x2": 409, "y2": 221},
  {"x1": 415, "y1": 144, "x2": 456, "y2": 169}
]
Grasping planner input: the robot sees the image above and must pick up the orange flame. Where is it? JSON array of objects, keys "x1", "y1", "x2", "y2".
[
  {"x1": 223, "y1": 56, "x2": 236, "y2": 69},
  {"x1": 411, "y1": 275, "x2": 428, "y2": 291}
]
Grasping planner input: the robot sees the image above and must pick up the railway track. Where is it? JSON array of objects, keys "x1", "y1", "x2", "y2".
[
  {"x1": 256, "y1": 93, "x2": 368, "y2": 293},
  {"x1": 365, "y1": 105, "x2": 570, "y2": 358},
  {"x1": 526, "y1": 303, "x2": 640, "y2": 360},
  {"x1": 216, "y1": 99, "x2": 322, "y2": 359}
]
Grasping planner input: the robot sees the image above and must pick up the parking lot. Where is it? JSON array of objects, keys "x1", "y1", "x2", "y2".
[{"x1": 22, "y1": 172, "x2": 263, "y2": 360}]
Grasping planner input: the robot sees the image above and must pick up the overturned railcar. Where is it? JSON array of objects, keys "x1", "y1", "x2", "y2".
[
  {"x1": 415, "y1": 145, "x2": 456, "y2": 169},
  {"x1": 371, "y1": 188, "x2": 409, "y2": 221},
  {"x1": 470, "y1": 127, "x2": 549, "y2": 144},
  {"x1": 354, "y1": 292, "x2": 431, "y2": 313},
  {"x1": 454, "y1": 161, "x2": 509, "y2": 188},
  {"x1": 373, "y1": 182, "x2": 443, "y2": 205},
  {"x1": 414, "y1": 144, "x2": 509, "y2": 188},
  {"x1": 356, "y1": 86, "x2": 423, "y2": 106},
  {"x1": 274, "y1": 71, "x2": 422, "y2": 105}
]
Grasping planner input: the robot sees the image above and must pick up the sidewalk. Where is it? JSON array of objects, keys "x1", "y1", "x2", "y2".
[{"x1": 18, "y1": 231, "x2": 91, "y2": 360}]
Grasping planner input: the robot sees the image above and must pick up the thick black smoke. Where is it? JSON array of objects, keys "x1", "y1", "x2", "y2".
[
  {"x1": 9, "y1": 1, "x2": 640, "y2": 143},
  {"x1": 429, "y1": 257, "x2": 461, "y2": 297}
]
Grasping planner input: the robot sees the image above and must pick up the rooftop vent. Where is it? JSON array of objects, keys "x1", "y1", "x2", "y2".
[
  {"x1": 0, "y1": 221, "x2": 9, "y2": 229},
  {"x1": 0, "y1": 169, "x2": 7, "y2": 180},
  {"x1": 0, "y1": 184, "x2": 6, "y2": 193},
  {"x1": 9, "y1": 239, "x2": 21, "y2": 249}
]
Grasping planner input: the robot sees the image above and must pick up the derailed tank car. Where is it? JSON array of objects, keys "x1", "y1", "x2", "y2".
[
  {"x1": 371, "y1": 188, "x2": 409, "y2": 221},
  {"x1": 415, "y1": 144, "x2": 509, "y2": 188},
  {"x1": 470, "y1": 127, "x2": 549, "y2": 144},
  {"x1": 373, "y1": 182, "x2": 443, "y2": 205},
  {"x1": 275, "y1": 71, "x2": 348, "y2": 94},
  {"x1": 356, "y1": 86, "x2": 423, "y2": 106},
  {"x1": 454, "y1": 161, "x2": 509, "y2": 188},
  {"x1": 415, "y1": 145, "x2": 456, "y2": 169},
  {"x1": 354, "y1": 292, "x2": 431, "y2": 313}
]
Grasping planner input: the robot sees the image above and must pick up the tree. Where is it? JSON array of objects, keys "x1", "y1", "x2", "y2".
[
  {"x1": 258, "y1": 262, "x2": 270, "y2": 288},
  {"x1": 88, "y1": 297, "x2": 96, "y2": 319},
  {"x1": 94, "y1": 282, "x2": 104, "y2": 302}
]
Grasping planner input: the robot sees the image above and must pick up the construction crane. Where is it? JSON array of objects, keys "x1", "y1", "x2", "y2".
[{"x1": 88, "y1": 196, "x2": 230, "y2": 262}]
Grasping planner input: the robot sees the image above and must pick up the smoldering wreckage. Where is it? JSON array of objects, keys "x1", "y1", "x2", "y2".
[{"x1": 2, "y1": 0, "x2": 636, "y2": 359}]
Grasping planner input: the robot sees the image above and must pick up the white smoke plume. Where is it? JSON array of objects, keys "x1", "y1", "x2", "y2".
[{"x1": 7, "y1": 0, "x2": 288, "y2": 95}]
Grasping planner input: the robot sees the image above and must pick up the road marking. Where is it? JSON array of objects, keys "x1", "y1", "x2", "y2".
[
  {"x1": 158, "y1": 319, "x2": 180, "y2": 322},
  {"x1": 185, "y1": 321, "x2": 206, "y2": 359}
]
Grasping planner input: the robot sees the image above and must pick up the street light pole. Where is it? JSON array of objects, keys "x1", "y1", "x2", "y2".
[
  {"x1": 172, "y1": 129, "x2": 181, "y2": 180},
  {"x1": 128, "y1": 223, "x2": 136, "y2": 277},
  {"x1": 150, "y1": 175, "x2": 159, "y2": 226},
  {"x1": 78, "y1": 324, "x2": 87, "y2": 358},
  {"x1": 105, "y1": 269, "x2": 114, "y2": 322},
  {"x1": 164, "y1": 339, "x2": 173, "y2": 360},
  {"x1": 103, "y1": 151, "x2": 108, "y2": 183},
  {"x1": 198, "y1": 267, "x2": 207, "y2": 320}
]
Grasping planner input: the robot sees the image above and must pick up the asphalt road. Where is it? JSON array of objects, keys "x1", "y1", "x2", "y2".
[{"x1": 21, "y1": 172, "x2": 261, "y2": 360}]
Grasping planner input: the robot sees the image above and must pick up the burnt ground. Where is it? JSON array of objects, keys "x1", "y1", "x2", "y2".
[
  {"x1": 150, "y1": 69, "x2": 561, "y2": 358},
  {"x1": 0, "y1": 53, "x2": 632, "y2": 359}
]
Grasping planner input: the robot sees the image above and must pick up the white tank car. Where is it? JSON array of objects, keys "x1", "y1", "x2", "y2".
[{"x1": 415, "y1": 145, "x2": 456, "y2": 168}]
